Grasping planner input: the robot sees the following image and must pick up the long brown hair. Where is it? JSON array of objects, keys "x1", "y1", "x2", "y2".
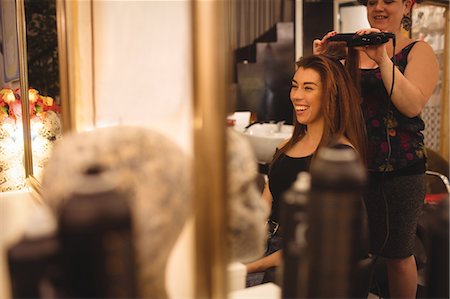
[{"x1": 271, "y1": 54, "x2": 367, "y2": 165}]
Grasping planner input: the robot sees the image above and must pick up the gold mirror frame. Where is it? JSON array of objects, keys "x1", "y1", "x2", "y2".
[
  {"x1": 56, "y1": 0, "x2": 73, "y2": 133},
  {"x1": 192, "y1": 1, "x2": 230, "y2": 298},
  {"x1": 15, "y1": 0, "x2": 33, "y2": 192},
  {"x1": 15, "y1": 0, "x2": 73, "y2": 196}
]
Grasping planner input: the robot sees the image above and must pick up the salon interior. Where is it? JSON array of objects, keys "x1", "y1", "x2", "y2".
[{"x1": 0, "y1": 0, "x2": 449, "y2": 298}]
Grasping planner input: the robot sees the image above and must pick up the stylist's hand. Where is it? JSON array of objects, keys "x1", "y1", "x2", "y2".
[
  {"x1": 354, "y1": 28, "x2": 389, "y2": 65},
  {"x1": 313, "y1": 30, "x2": 337, "y2": 55}
]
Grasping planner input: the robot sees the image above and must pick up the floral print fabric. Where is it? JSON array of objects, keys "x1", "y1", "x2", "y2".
[{"x1": 361, "y1": 42, "x2": 426, "y2": 172}]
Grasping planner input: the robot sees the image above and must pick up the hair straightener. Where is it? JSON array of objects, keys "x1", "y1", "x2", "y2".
[{"x1": 328, "y1": 32, "x2": 395, "y2": 47}]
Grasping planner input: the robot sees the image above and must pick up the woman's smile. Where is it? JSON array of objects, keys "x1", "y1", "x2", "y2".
[{"x1": 294, "y1": 105, "x2": 309, "y2": 113}]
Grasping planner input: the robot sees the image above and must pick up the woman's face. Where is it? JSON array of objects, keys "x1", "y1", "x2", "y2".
[
  {"x1": 290, "y1": 67, "x2": 324, "y2": 126},
  {"x1": 366, "y1": 0, "x2": 410, "y2": 32}
]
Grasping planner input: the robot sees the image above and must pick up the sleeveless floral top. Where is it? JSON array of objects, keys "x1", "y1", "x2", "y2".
[{"x1": 361, "y1": 41, "x2": 426, "y2": 175}]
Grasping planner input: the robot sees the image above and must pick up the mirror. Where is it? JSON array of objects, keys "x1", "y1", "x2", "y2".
[
  {"x1": 24, "y1": 0, "x2": 63, "y2": 186},
  {"x1": 14, "y1": 0, "x2": 72, "y2": 194},
  {"x1": 0, "y1": 0, "x2": 26, "y2": 192}
]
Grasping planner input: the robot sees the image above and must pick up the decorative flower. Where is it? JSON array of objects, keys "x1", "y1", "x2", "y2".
[
  {"x1": 0, "y1": 88, "x2": 20, "y2": 122},
  {"x1": 33, "y1": 93, "x2": 60, "y2": 117},
  {"x1": 28, "y1": 88, "x2": 40, "y2": 103},
  {"x1": 0, "y1": 88, "x2": 16, "y2": 103},
  {"x1": 42, "y1": 96, "x2": 53, "y2": 106},
  {"x1": 1, "y1": 88, "x2": 62, "y2": 192},
  {"x1": 0, "y1": 87, "x2": 61, "y2": 124},
  {"x1": 10, "y1": 101, "x2": 23, "y2": 119}
]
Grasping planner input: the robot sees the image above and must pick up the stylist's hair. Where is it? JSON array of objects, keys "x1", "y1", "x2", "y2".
[{"x1": 273, "y1": 54, "x2": 367, "y2": 164}]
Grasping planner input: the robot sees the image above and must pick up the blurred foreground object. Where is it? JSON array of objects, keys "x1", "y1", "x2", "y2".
[
  {"x1": 227, "y1": 128, "x2": 268, "y2": 263},
  {"x1": 8, "y1": 126, "x2": 191, "y2": 298},
  {"x1": 281, "y1": 147, "x2": 368, "y2": 298}
]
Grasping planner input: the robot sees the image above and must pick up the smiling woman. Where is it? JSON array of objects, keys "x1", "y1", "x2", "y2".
[{"x1": 244, "y1": 54, "x2": 367, "y2": 285}]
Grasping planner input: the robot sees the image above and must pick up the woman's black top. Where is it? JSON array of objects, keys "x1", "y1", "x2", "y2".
[
  {"x1": 268, "y1": 144, "x2": 354, "y2": 223},
  {"x1": 268, "y1": 152, "x2": 311, "y2": 223}
]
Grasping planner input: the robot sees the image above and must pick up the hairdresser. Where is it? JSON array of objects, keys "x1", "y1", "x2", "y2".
[{"x1": 314, "y1": 0, "x2": 438, "y2": 298}]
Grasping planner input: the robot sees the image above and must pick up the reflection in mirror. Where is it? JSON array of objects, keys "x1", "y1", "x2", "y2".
[
  {"x1": 0, "y1": 0, "x2": 26, "y2": 192},
  {"x1": 24, "y1": 0, "x2": 62, "y2": 183}
]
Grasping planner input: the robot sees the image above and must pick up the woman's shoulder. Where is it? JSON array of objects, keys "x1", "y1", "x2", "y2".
[
  {"x1": 277, "y1": 138, "x2": 290, "y2": 150},
  {"x1": 406, "y1": 39, "x2": 436, "y2": 59},
  {"x1": 400, "y1": 39, "x2": 438, "y2": 77}
]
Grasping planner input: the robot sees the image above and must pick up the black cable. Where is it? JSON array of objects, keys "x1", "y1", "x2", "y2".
[
  {"x1": 367, "y1": 34, "x2": 396, "y2": 299},
  {"x1": 380, "y1": 34, "x2": 396, "y2": 259},
  {"x1": 375, "y1": 279, "x2": 383, "y2": 298}
]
